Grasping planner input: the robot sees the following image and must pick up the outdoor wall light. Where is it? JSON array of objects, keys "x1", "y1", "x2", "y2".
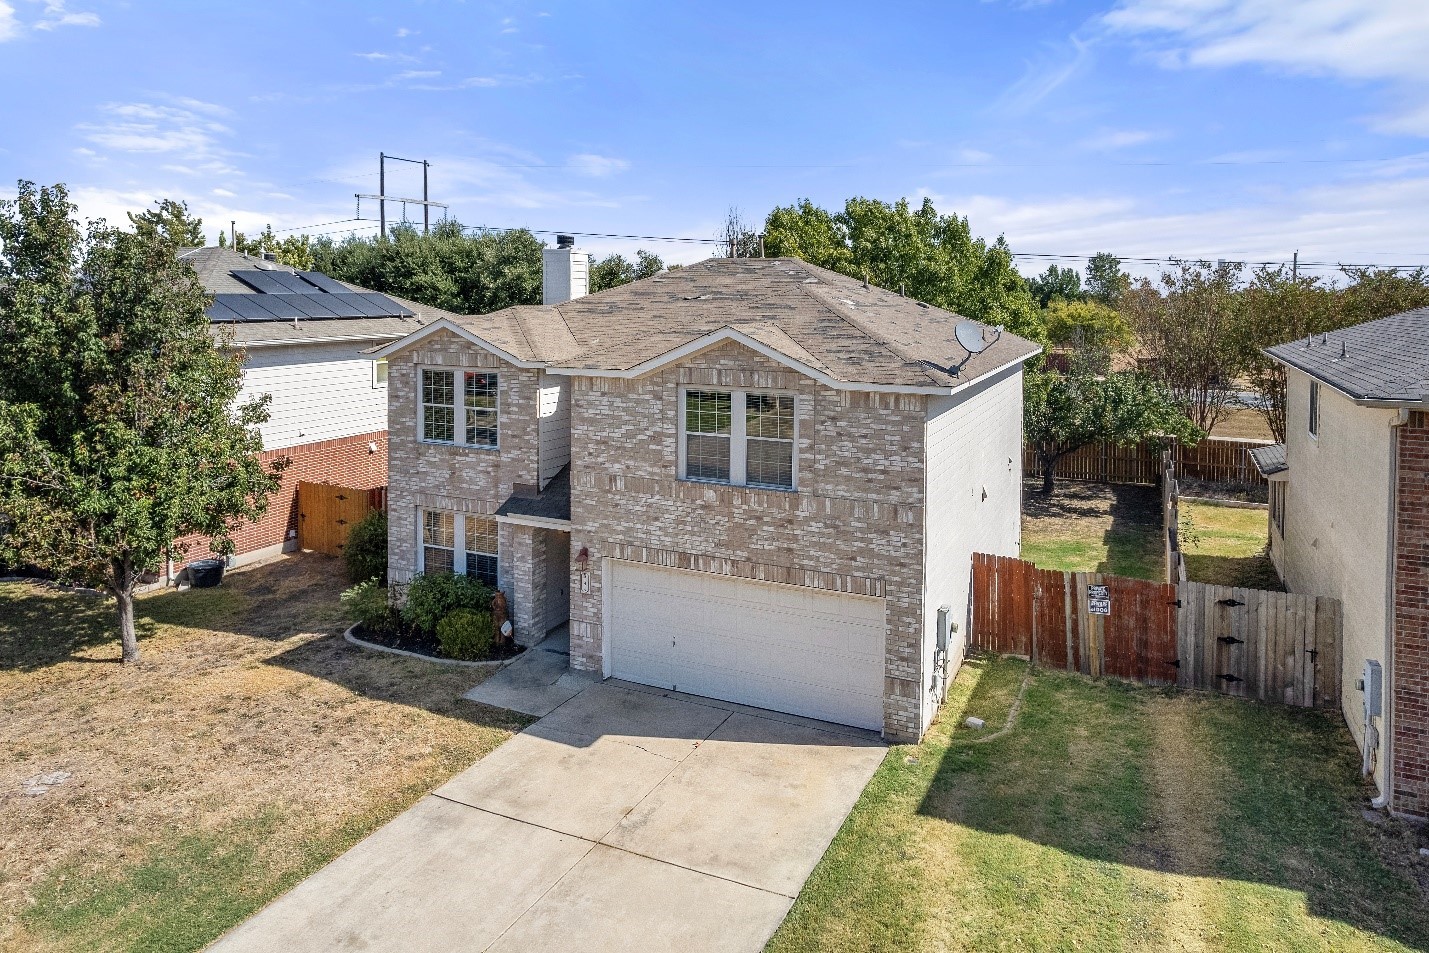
[{"x1": 576, "y1": 546, "x2": 590, "y2": 571}]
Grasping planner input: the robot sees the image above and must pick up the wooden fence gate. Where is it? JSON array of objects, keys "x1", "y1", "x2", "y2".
[
  {"x1": 296, "y1": 482, "x2": 383, "y2": 557},
  {"x1": 970, "y1": 553, "x2": 1341, "y2": 708}
]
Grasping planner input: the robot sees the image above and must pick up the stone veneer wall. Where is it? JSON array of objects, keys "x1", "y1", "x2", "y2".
[
  {"x1": 1393, "y1": 410, "x2": 1429, "y2": 819},
  {"x1": 384, "y1": 331, "x2": 543, "y2": 637},
  {"x1": 567, "y1": 341, "x2": 930, "y2": 742}
]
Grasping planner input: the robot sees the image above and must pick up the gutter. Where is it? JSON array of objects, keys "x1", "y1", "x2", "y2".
[{"x1": 1374, "y1": 407, "x2": 1412, "y2": 811}]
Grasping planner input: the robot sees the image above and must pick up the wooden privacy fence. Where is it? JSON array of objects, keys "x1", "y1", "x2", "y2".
[
  {"x1": 296, "y1": 481, "x2": 386, "y2": 557},
  {"x1": 971, "y1": 553, "x2": 1341, "y2": 708},
  {"x1": 1023, "y1": 436, "x2": 1272, "y2": 487}
]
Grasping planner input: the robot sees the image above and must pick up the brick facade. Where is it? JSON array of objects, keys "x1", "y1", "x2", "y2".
[
  {"x1": 1393, "y1": 411, "x2": 1429, "y2": 819},
  {"x1": 176, "y1": 430, "x2": 388, "y2": 567}
]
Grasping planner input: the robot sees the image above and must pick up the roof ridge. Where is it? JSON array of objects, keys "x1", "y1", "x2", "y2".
[{"x1": 796, "y1": 280, "x2": 947, "y2": 386}]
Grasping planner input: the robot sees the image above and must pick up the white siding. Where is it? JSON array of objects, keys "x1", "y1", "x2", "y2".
[
  {"x1": 922, "y1": 365, "x2": 1025, "y2": 726},
  {"x1": 537, "y1": 371, "x2": 571, "y2": 487},
  {"x1": 239, "y1": 342, "x2": 389, "y2": 450}
]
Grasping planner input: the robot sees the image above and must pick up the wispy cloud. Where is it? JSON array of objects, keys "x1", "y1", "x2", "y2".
[
  {"x1": 354, "y1": 51, "x2": 392, "y2": 61},
  {"x1": 568, "y1": 153, "x2": 629, "y2": 177},
  {"x1": 0, "y1": 2, "x2": 19, "y2": 40},
  {"x1": 1077, "y1": 128, "x2": 1165, "y2": 151},
  {"x1": 34, "y1": 0, "x2": 98, "y2": 31},
  {"x1": 995, "y1": 36, "x2": 1092, "y2": 114},
  {"x1": 1103, "y1": 0, "x2": 1429, "y2": 134},
  {"x1": 394, "y1": 26, "x2": 415, "y2": 38}
]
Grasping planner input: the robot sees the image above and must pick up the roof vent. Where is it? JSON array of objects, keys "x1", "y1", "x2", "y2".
[{"x1": 556, "y1": 234, "x2": 575, "y2": 249}]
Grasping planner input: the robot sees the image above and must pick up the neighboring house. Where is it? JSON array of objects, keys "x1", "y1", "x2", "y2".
[
  {"x1": 373, "y1": 242, "x2": 1040, "y2": 742},
  {"x1": 1253, "y1": 308, "x2": 1429, "y2": 819},
  {"x1": 175, "y1": 247, "x2": 454, "y2": 571}
]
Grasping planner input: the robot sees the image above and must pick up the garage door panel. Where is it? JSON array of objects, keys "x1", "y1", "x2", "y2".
[{"x1": 607, "y1": 561, "x2": 886, "y2": 731}]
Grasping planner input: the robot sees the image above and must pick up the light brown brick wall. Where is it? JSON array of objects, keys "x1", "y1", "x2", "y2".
[
  {"x1": 567, "y1": 341, "x2": 929, "y2": 742},
  {"x1": 1393, "y1": 411, "x2": 1429, "y2": 819}
]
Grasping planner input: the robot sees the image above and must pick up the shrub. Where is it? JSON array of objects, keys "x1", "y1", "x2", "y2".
[
  {"x1": 436, "y1": 608, "x2": 494, "y2": 660},
  {"x1": 341, "y1": 577, "x2": 397, "y2": 634},
  {"x1": 344, "y1": 510, "x2": 388, "y2": 584},
  {"x1": 401, "y1": 572, "x2": 493, "y2": 634}
]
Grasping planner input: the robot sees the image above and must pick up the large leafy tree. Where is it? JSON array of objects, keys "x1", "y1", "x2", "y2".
[
  {"x1": 1027, "y1": 264, "x2": 1083, "y2": 307},
  {"x1": 1024, "y1": 368, "x2": 1202, "y2": 495},
  {"x1": 311, "y1": 220, "x2": 544, "y2": 315},
  {"x1": 590, "y1": 249, "x2": 665, "y2": 292},
  {"x1": 1339, "y1": 266, "x2": 1429, "y2": 325},
  {"x1": 1121, "y1": 260, "x2": 1245, "y2": 434},
  {"x1": 0, "y1": 182, "x2": 281, "y2": 663},
  {"x1": 763, "y1": 196, "x2": 1046, "y2": 344},
  {"x1": 220, "y1": 225, "x2": 315, "y2": 270},
  {"x1": 1044, "y1": 298, "x2": 1133, "y2": 370},
  {"x1": 1085, "y1": 252, "x2": 1131, "y2": 308},
  {"x1": 127, "y1": 198, "x2": 205, "y2": 247}
]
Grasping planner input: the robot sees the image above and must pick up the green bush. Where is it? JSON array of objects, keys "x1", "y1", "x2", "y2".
[
  {"x1": 340, "y1": 577, "x2": 397, "y2": 634},
  {"x1": 436, "y1": 608, "x2": 495, "y2": 660},
  {"x1": 401, "y1": 572, "x2": 493, "y2": 634},
  {"x1": 344, "y1": 510, "x2": 388, "y2": 584}
]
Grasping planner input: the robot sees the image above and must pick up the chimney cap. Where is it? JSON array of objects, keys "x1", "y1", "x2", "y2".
[{"x1": 556, "y1": 234, "x2": 575, "y2": 249}]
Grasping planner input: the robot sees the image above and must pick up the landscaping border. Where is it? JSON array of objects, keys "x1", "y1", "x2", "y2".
[{"x1": 342, "y1": 623, "x2": 520, "y2": 669}]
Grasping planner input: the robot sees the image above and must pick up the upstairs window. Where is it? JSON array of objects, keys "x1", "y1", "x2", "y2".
[
  {"x1": 422, "y1": 369, "x2": 499, "y2": 447},
  {"x1": 681, "y1": 389, "x2": 797, "y2": 490},
  {"x1": 1308, "y1": 380, "x2": 1320, "y2": 438}
]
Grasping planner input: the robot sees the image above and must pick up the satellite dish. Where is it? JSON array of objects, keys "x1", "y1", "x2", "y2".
[{"x1": 955, "y1": 319, "x2": 993, "y2": 355}]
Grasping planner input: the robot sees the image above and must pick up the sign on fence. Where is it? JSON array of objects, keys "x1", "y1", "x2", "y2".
[{"x1": 1087, "y1": 585, "x2": 1111, "y2": 615}]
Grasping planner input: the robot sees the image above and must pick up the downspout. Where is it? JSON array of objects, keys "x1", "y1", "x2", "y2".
[{"x1": 1373, "y1": 407, "x2": 1411, "y2": 810}]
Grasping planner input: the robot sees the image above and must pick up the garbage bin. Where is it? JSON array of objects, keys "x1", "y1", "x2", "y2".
[{"x1": 188, "y1": 558, "x2": 225, "y2": 588}]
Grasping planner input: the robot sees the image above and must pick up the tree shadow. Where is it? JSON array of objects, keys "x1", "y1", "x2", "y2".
[
  {"x1": 0, "y1": 582, "x2": 117, "y2": 669},
  {"x1": 917, "y1": 661, "x2": 1429, "y2": 951},
  {"x1": 1098, "y1": 484, "x2": 1163, "y2": 581},
  {"x1": 1184, "y1": 552, "x2": 1284, "y2": 590}
]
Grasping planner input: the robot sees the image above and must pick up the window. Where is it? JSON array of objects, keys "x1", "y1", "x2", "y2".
[
  {"x1": 421, "y1": 368, "x2": 499, "y2": 447},
  {"x1": 1270, "y1": 483, "x2": 1286, "y2": 536},
  {"x1": 681, "y1": 389, "x2": 797, "y2": 490},
  {"x1": 464, "y1": 516, "x2": 499, "y2": 588},
  {"x1": 372, "y1": 358, "x2": 389, "y2": 388},
  {"x1": 421, "y1": 510, "x2": 455, "y2": 575},
  {"x1": 1308, "y1": 380, "x2": 1320, "y2": 437},
  {"x1": 419, "y1": 509, "x2": 501, "y2": 585}
]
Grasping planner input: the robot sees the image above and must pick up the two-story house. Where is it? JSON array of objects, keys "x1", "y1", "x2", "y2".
[
  {"x1": 374, "y1": 243, "x2": 1040, "y2": 742},
  {"x1": 1253, "y1": 308, "x2": 1429, "y2": 819}
]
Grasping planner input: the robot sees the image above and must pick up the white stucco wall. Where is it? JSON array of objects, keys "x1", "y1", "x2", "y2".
[
  {"x1": 922, "y1": 364, "x2": 1025, "y2": 726},
  {"x1": 239, "y1": 342, "x2": 391, "y2": 450},
  {"x1": 1279, "y1": 367, "x2": 1397, "y2": 785}
]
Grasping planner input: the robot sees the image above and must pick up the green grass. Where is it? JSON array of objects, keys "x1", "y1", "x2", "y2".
[
  {"x1": 767, "y1": 657, "x2": 1429, "y2": 953},
  {"x1": 1020, "y1": 482, "x2": 1165, "y2": 581},
  {"x1": 1020, "y1": 526, "x2": 1164, "y2": 580},
  {"x1": 1182, "y1": 501, "x2": 1283, "y2": 590}
]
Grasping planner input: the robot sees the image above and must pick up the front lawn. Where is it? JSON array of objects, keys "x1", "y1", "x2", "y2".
[
  {"x1": 0, "y1": 555, "x2": 526, "y2": 953},
  {"x1": 769, "y1": 656, "x2": 1429, "y2": 953}
]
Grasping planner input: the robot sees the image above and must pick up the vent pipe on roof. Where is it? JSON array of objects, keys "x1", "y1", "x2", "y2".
[{"x1": 543, "y1": 236, "x2": 588, "y2": 305}]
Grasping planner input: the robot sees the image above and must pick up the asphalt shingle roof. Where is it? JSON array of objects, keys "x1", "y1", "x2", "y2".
[
  {"x1": 443, "y1": 257, "x2": 1041, "y2": 390},
  {"x1": 1264, "y1": 307, "x2": 1429, "y2": 402},
  {"x1": 1248, "y1": 443, "x2": 1288, "y2": 477}
]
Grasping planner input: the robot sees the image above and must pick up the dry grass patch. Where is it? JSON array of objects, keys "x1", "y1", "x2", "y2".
[{"x1": 0, "y1": 554, "x2": 526, "y2": 953}]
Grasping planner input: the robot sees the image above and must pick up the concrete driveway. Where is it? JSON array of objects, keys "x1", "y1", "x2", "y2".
[{"x1": 209, "y1": 680, "x2": 886, "y2": 953}]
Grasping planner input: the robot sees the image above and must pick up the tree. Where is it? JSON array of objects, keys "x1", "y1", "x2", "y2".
[
  {"x1": 1044, "y1": 298, "x2": 1134, "y2": 375},
  {"x1": 221, "y1": 224, "x2": 314, "y2": 270},
  {"x1": 589, "y1": 249, "x2": 665, "y2": 292},
  {"x1": 311, "y1": 221, "x2": 544, "y2": 315},
  {"x1": 127, "y1": 198, "x2": 205, "y2": 247},
  {"x1": 1340, "y1": 266, "x2": 1429, "y2": 325},
  {"x1": 1028, "y1": 264, "x2": 1083, "y2": 307},
  {"x1": 721, "y1": 206, "x2": 762, "y2": 258},
  {"x1": 1024, "y1": 368, "x2": 1202, "y2": 495},
  {"x1": 763, "y1": 195, "x2": 1046, "y2": 344},
  {"x1": 1121, "y1": 259, "x2": 1245, "y2": 434},
  {"x1": 0, "y1": 182, "x2": 282, "y2": 663},
  {"x1": 1085, "y1": 252, "x2": 1131, "y2": 308},
  {"x1": 1233, "y1": 267, "x2": 1340, "y2": 442}
]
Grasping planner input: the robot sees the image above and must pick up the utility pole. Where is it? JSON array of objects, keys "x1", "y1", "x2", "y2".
[
  {"x1": 1292, "y1": 250, "x2": 1298, "y2": 281},
  {"x1": 357, "y1": 152, "x2": 447, "y2": 240}
]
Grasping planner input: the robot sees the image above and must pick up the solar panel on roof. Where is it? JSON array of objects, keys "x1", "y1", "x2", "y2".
[
  {"x1": 317, "y1": 294, "x2": 365, "y2": 317},
  {"x1": 266, "y1": 271, "x2": 318, "y2": 294},
  {"x1": 342, "y1": 294, "x2": 386, "y2": 317},
  {"x1": 286, "y1": 295, "x2": 341, "y2": 318},
  {"x1": 221, "y1": 295, "x2": 285, "y2": 320},
  {"x1": 230, "y1": 270, "x2": 294, "y2": 295},
  {"x1": 250, "y1": 296, "x2": 304, "y2": 320},
  {"x1": 360, "y1": 292, "x2": 414, "y2": 317},
  {"x1": 206, "y1": 300, "x2": 244, "y2": 322},
  {"x1": 298, "y1": 271, "x2": 350, "y2": 294}
]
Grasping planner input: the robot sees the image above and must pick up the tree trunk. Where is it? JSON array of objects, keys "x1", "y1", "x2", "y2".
[
  {"x1": 112, "y1": 557, "x2": 141, "y2": 664},
  {"x1": 1041, "y1": 455, "x2": 1057, "y2": 495}
]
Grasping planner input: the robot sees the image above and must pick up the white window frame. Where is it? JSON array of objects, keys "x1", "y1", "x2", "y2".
[
  {"x1": 417, "y1": 508, "x2": 501, "y2": 586},
  {"x1": 1307, "y1": 380, "x2": 1320, "y2": 439},
  {"x1": 418, "y1": 366, "x2": 500, "y2": 449},
  {"x1": 372, "y1": 358, "x2": 389, "y2": 389},
  {"x1": 677, "y1": 386, "x2": 798, "y2": 491}
]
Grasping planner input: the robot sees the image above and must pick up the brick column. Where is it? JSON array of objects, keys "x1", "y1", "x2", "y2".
[{"x1": 1393, "y1": 411, "x2": 1429, "y2": 819}]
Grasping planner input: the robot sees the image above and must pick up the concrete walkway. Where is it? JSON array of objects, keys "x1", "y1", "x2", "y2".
[{"x1": 209, "y1": 674, "x2": 886, "y2": 953}]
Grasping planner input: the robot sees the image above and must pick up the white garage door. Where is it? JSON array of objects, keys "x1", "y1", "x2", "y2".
[{"x1": 607, "y1": 561, "x2": 886, "y2": 731}]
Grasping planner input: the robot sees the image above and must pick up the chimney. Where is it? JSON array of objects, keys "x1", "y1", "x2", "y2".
[{"x1": 543, "y1": 234, "x2": 588, "y2": 305}]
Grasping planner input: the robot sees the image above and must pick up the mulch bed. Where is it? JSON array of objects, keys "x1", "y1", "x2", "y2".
[{"x1": 350, "y1": 623, "x2": 526, "y2": 663}]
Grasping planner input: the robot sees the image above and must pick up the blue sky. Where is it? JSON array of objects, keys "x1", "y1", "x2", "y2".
[{"x1": 2, "y1": 0, "x2": 1427, "y2": 278}]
